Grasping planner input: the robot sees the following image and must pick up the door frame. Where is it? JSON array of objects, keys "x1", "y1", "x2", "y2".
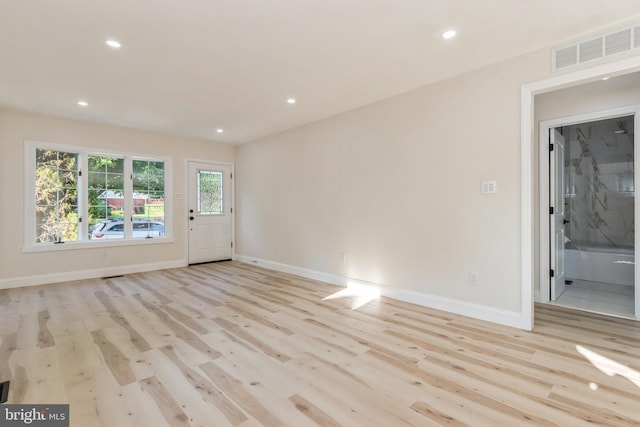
[
  {"x1": 538, "y1": 106, "x2": 640, "y2": 309},
  {"x1": 184, "y1": 158, "x2": 235, "y2": 263},
  {"x1": 521, "y1": 55, "x2": 640, "y2": 330}
]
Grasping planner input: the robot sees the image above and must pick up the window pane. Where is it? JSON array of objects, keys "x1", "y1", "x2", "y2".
[
  {"x1": 88, "y1": 156, "x2": 124, "y2": 240},
  {"x1": 88, "y1": 189, "x2": 109, "y2": 226},
  {"x1": 88, "y1": 172, "x2": 105, "y2": 189},
  {"x1": 132, "y1": 172, "x2": 148, "y2": 191},
  {"x1": 146, "y1": 192, "x2": 165, "y2": 221},
  {"x1": 59, "y1": 189, "x2": 78, "y2": 205},
  {"x1": 35, "y1": 149, "x2": 79, "y2": 243},
  {"x1": 32, "y1": 148, "x2": 168, "y2": 244},
  {"x1": 106, "y1": 173, "x2": 124, "y2": 189},
  {"x1": 197, "y1": 170, "x2": 222, "y2": 215},
  {"x1": 107, "y1": 157, "x2": 124, "y2": 174},
  {"x1": 132, "y1": 160, "x2": 165, "y2": 238}
]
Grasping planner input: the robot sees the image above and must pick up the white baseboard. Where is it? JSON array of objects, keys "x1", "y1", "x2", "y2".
[
  {"x1": 0, "y1": 259, "x2": 187, "y2": 290},
  {"x1": 381, "y1": 287, "x2": 526, "y2": 329},
  {"x1": 235, "y1": 255, "x2": 348, "y2": 287},
  {"x1": 235, "y1": 255, "x2": 528, "y2": 329}
]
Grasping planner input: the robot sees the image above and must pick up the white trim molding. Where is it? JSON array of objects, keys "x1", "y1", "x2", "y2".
[
  {"x1": 0, "y1": 259, "x2": 187, "y2": 290},
  {"x1": 236, "y1": 255, "x2": 525, "y2": 329},
  {"x1": 235, "y1": 255, "x2": 347, "y2": 287},
  {"x1": 521, "y1": 54, "x2": 640, "y2": 330}
]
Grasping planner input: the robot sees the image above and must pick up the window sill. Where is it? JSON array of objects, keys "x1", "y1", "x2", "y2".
[{"x1": 22, "y1": 237, "x2": 174, "y2": 253}]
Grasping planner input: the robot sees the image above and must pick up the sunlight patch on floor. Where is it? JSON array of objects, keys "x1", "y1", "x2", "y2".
[
  {"x1": 322, "y1": 281, "x2": 381, "y2": 310},
  {"x1": 576, "y1": 345, "x2": 640, "y2": 388}
]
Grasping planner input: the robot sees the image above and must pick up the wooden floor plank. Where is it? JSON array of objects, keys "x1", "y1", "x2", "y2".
[
  {"x1": 158, "y1": 345, "x2": 248, "y2": 426},
  {"x1": 140, "y1": 376, "x2": 190, "y2": 427},
  {"x1": 289, "y1": 393, "x2": 343, "y2": 427},
  {"x1": 199, "y1": 361, "x2": 286, "y2": 427},
  {"x1": 1, "y1": 261, "x2": 639, "y2": 427},
  {"x1": 94, "y1": 291, "x2": 152, "y2": 352},
  {"x1": 91, "y1": 329, "x2": 137, "y2": 386}
]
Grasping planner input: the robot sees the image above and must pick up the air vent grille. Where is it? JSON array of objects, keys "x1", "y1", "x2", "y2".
[
  {"x1": 605, "y1": 28, "x2": 632, "y2": 55},
  {"x1": 579, "y1": 38, "x2": 603, "y2": 62},
  {"x1": 552, "y1": 23, "x2": 639, "y2": 71},
  {"x1": 555, "y1": 45, "x2": 578, "y2": 69}
]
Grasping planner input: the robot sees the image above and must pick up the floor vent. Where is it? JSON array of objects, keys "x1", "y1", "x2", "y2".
[
  {"x1": 552, "y1": 23, "x2": 639, "y2": 71},
  {"x1": 0, "y1": 381, "x2": 9, "y2": 404}
]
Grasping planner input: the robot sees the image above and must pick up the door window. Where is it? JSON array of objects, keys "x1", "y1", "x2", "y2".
[{"x1": 197, "y1": 170, "x2": 223, "y2": 215}]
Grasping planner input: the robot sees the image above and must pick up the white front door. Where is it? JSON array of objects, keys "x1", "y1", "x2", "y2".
[
  {"x1": 550, "y1": 128, "x2": 566, "y2": 300},
  {"x1": 187, "y1": 161, "x2": 232, "y2": 264}
]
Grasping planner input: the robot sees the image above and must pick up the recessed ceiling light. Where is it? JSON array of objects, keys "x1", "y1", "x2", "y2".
[
  {"x1": 77, "y1": 100, "x2": 88, "y2": 107},
  {"x1": 287, "y1": 98, "x2": 296, "y2": 104},
  {"x1": 105, "y1": 39, "x2": 121, "y2": 49},
  {"x1": 601, "y1": 76, "x2": 610, "y2": 81},
  {"x1": 442, "y1": 30, "x2": 457, "y2": 40},
  {"x1": 216, "y1": 128, "x2": 224, "y2": 133}
]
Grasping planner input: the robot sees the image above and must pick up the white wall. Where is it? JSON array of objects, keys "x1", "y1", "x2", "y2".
[
  {"x1": 236, "y1": 47, "x2": 551, "y2": 320},
  {"x1": 236, "y1": 23, "x2": 640, "y2": 326},
  {"x1": 0, "y1": 109, "x2": 234, "y2": 287},
  {"x1": 536, "y1": 72, "x2": 640, "y2": 122}
]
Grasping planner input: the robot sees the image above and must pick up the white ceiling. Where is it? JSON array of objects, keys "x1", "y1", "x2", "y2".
[{"x1": 2, "y1": 1, "x2": 640, "y2": 144}]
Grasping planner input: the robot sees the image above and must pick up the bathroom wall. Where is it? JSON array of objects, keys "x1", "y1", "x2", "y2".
[{"x1": 564, "y1": 116, "x2": 635, "y2": 249}]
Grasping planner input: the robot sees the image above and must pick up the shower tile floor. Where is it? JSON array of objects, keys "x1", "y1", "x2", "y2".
[{"x1": 553, "y1": 279, "x2": 635, "y2": 318}]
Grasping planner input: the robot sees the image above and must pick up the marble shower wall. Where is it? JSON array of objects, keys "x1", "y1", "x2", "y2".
[{"x1": 564, "y1": 115, "x2": 635, "y2": 249}]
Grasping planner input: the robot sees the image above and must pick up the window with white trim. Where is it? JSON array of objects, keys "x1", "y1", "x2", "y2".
[{"x1": 26, "y1": 141, "x2": 170, "y2": 248}]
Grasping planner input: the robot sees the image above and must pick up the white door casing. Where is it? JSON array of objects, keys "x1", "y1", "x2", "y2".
[
  {"x1": 550, "y1": 128, "x2": 566, "y2": 301},
  {"x1": 524, "y1": 57, "x2": 640, "y2": 330},
  {"x1": 188, "y1": 161, "x2": 232, "y2": 264}
]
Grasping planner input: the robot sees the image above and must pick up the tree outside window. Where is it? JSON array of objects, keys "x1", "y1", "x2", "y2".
[
  {"x1": 35, "y1": 149, "x2": 79, "y2": 243},
  {"x1": 31, "y1": 144, "x2": 168, "y2": 244},
  {"x1": 133, "y1": 160, "x2": 165, "y2": 224}
]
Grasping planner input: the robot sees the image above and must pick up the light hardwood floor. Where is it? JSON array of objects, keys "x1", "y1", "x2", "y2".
[{"x1": 1, "y1": 261, "x2": 640, "y2": 426}]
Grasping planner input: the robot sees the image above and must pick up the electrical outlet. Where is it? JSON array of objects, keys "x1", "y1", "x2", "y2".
[{"x1": 469, "y1": 272, "x2": 478, "y2": 286}]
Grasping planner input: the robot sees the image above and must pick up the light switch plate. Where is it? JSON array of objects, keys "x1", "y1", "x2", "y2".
[{"x1": 482, "y1": 180, "x2": 497, "y2": 194}]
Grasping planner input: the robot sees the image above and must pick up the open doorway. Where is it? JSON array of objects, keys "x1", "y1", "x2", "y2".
[
  {"x1": 522, "y1": 58, "x2": 640, "y2": 330},
  {"x1": 546, "y1": 114, "x2": 635, "y2": 317}
]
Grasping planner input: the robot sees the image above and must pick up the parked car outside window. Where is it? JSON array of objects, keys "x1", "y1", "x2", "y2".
[{"x1": 91, "y1": 219, "x2": 165, "y2": 240}]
